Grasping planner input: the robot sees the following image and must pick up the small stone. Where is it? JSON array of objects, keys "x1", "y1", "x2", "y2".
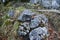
[
  {"x1": 17, "y1": 26, "x2": 27, "y2": 36},
  {"x1": 8, "y1": 9, "x2": 15, "y2": 17},
  {"x1": 17, "y1": 22, "x2": 30, "y2": 36}
]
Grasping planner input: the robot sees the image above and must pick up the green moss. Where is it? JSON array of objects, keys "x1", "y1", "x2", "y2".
[{"x1": 15, "y1": 6, "x2": 25, "y2": 12}]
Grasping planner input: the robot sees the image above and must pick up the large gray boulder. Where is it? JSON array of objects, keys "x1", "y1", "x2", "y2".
[
  {"x1": 29, "y1": 27, "x2": 48, "y2": 40},
  {"x1": 18, "y1": 9, "x2": 35, "y2": 22}
]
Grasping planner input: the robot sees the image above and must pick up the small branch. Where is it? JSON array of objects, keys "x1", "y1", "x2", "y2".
[{"x1": 37, "y1": 9, "x2": 60, "y2": 13}]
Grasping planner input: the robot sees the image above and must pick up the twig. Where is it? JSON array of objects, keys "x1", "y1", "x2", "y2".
[{"x1": 37, "y1": 9, "x2": 60, "y2": 13}]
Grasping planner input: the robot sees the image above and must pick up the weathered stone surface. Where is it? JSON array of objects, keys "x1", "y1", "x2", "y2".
[
  {"x1": 30, "y1": 14, "x2": 48, "y2": 28},
  {"x1": 39, "y1": 14, "x2": 48, "y2": 24},
  {"x1": 8, "y1": 9, "x2": 15, "y2": 17},
  {"x1": 17, "y1": 26, "x2": 27, "y2": 36},
  {"x1": 42, "y1": 0, "x2": 60, "y2": 9},
  {"x1": 17, "y1": 22, "x2": 30, "y2": 36},
  {"x1": 30, "y1": 0, "x2": 60, "y2": 9},
  {"x1": 17, "y1": 9, "x2": 48, "y2": 40},
  {"x1": 52, "y1": 0, "x2": 60, "y2": 9},
  {"x1": 30, "y1": 0, "x2": 41, "y2": 4},
  {"x1": 56, "y1": 0, "x2": 60, "y2": 4},
  {"x1": 29, "y1": 30, "x2": 41, "y2": 40},
  {"x1": 18, "y1": 9, "x2": 35, "y2": 22},
  {"x1": 2, "y1": 0, "x2": 5, "y2": 3},
  {"x1": 21, "y1": 22, "x2": 30, "y2": 30},
  {"x1": 30, "y1": 15, "x2": 42, "y2": 28},
  {"x1": 29, "y1": 27, "x2": 48, "y2": 40},
  {"x1": 42, "y1": 0, "x2": 51, "y2": 8}
]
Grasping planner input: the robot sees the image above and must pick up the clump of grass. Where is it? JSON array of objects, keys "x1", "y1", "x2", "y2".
[
  {"x1": 15, "y1": 6, "x2": 25, "y2": 12},
  {"x1": 45, "y1": 13, "x2": 60, "y2": 32},
  {"x1": 0, "y1": 5, "x2": 26, "y2": 40}
]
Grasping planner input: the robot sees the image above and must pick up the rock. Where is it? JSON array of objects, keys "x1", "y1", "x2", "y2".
[
  {"x1": 30, "y1": 0, "x2": 42, "y2": 4},
  {"x1": 21, "y1": 22, "x2": 30, "y2": 30},
  {"x1": 30, "y1": 15, "x2": 42, "y2": 28},
  {"x1": 2, "y1": 0, "x2": 5, "y2": 3},
  {"x1": 29, "y1": 30, "x2": 41, "y2": 40},
  {"x1": 30, "y1": 0, "x2": 60, "y2": 9},
  {"x1": 38, "y1": 14, "x2": 48, "y2": 24},
  {"x1": 30, "y1": 0, "x2": 39, "y2": 4},
  {"x1": 29, "y1": 27, "x2": 48, "y2": 40},
  {"x1": 8, "y1": 9, "x2": 15, "y2": 17},
  {"x1": 30, "y1": 0, "x2": 37, "y2": 4},
  {"x1": 56, "y1": 0, "x2": 60, "y2": 4},
  {"x1": 18, "y1": 9, "x2": 35, "y2": 22},
  {"x1": 30, "y1": 14, "x2": 48, "y2": 28},
  {"x1": 17, "y1": 9, "x2": 48, "y2": 39},
  {"x1": 17, "y1": 25, "x2": 27, "y2": 36},
  {"x1": 17, "y1": 22, "x2": 30, "y2": 36},
  {"x1": 42, "y1": 0, "x2": 51, "y2": 8},
  {"x1": 42, "y1": 0, "x2": 60, "y2": 9},
  {"x1": 52, "y1": 0, "x2": 60, "y2": 9}
]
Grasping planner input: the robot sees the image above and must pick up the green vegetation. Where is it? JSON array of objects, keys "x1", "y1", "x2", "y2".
[{"x1": 0, "y1": 1, "x2": 60, "y2": 40}]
